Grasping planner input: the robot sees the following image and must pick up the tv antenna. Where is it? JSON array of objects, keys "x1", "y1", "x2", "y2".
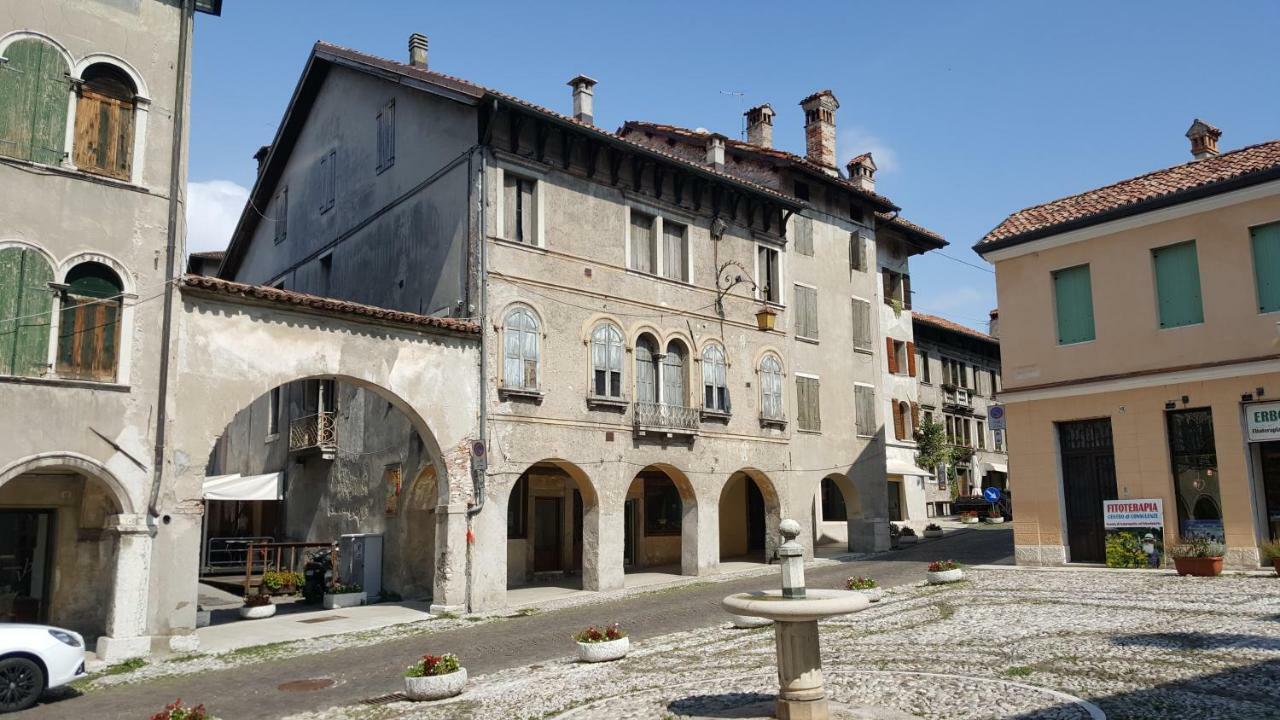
[{"x1": 720, "y1": 90, "x2": 745, "y2": 139}]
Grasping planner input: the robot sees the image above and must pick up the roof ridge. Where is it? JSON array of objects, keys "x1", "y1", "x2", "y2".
[{"x1": 913, "y1": 311, "x2": 997, "y2": 342}]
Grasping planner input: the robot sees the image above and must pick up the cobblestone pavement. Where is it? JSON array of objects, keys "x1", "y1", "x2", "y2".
[
  {"x1": 284, "y1": 568, "x2": 1280, "y2": 720},
  {"x1": 23, "y1": 528, "x2": 1012, "y2": 719}
]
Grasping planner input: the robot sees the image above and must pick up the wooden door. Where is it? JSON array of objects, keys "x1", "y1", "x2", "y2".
[
  {"x1": 533, "y1": 497, "x2": 562, "y2": 572},
  {"x1": 887, "y1": 480, "x2": 903, "y2": 522},
  {"x1": 1058, "y1": 419, "x2": 1117, "y2": 563}
]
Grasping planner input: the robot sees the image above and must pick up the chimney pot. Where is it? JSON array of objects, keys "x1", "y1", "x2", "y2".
[
  {"x1": 567, "y1": 75, "x2": 598, "y2": 125},
  {"x1": 744, "y1": 103, "x2": 775, "y2": 148},
  {"x1": 253, "y1": 144, "x2": 270, "y2": 175},
  {"x1": 988, "y1": 308, "x2": 1000, "y2": 339},
  {"x1": 1185, "y1": 118, "x2": 1221, "y2": 160},
  {"x1": 408, "y1": 33, "x2": 429, "y2": 68},
  {"x1": 799, "y1": 90, "x2": 839, "y2": 174},
  {"x1": 846, "y1": 153, "x2": 877, "y2": 193},
  {"x1": 706, "y1": 134, "x2": 726, "y2": 171}
]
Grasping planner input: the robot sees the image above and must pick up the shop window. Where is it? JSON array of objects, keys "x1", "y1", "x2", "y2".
[{"x1": 1167, "y1": 408, "x2": 1223, "y2": 542}]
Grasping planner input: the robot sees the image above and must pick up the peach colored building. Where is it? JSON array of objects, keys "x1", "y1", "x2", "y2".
[{"x1": 976, "y1": 122, "x2": 1280, "y2": 568}]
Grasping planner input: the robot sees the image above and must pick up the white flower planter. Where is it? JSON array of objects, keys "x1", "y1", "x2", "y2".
[
  {"x1": 984, "y1": 517, "x2": 1005, "y2": 524},
  {"x1": 239, "y1": 603, "x2": 277, "y2": 619},
  {"x1": 923, "y1": 529, "x2": 944, "y2": 538},
  {"x1": 403, "y1": 668, "x2": 467, "y2": 701},
  {"x1": 898, "y1": 535, "x2": 918, "y2": 544},
  {"x1": 577, "y1": 636, "x2": 629, "y2": 663},
  {"x1": 927, "y1": 568, "x2": 965, "y2": 584},
  {"x1": 729, "y1": 613, "x2": 773, "y2": 628},
  {"x1": 855, "y1": 587, "x2": 883, "y2": 603},
  {"x1": 323, "y1": 591, "x2": 366, "y2": 609},
  {"x1": 960, "y1": 517, "x2": 980, "y2": 525}
]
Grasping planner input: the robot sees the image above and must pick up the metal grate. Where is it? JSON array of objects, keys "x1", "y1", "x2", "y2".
[{"x1": 361, "y1": 693, "x2": 408, "y2": 706}]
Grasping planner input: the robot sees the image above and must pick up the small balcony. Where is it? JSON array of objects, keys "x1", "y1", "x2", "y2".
[
  {"x1": 943, "y1": 386, "x2": 972, "y2": 409},
  {"x1": 633, "y1": 401, "x2": 699, "y2": 437},
  {"x1": 290, "y1": 411, "x2": 337, "y2": 459}
]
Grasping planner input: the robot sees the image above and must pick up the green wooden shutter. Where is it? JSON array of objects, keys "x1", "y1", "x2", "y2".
[
  {"x1": 1152, "y1": 241, "x2": 1204, "y2": 328},
  {"x1": 31, "y1": 41, "x2": 69, "y2": 165},
  {"x1": 1251, "y1": 222, "x2": 1280, "y2": 314},
  {"x1": 0, "y1": 39, "x2": 42, "y2": 160},
  {"x1": 0, "y1": 246, "x2": 53, "y2": 376},
  {"x1": 1052, "y1": 264, "x2": 1095, "y2": 344}
]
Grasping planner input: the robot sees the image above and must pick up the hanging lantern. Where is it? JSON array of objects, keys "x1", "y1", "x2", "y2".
[{"x1": 755, "y1": 306, "x2": 778, "y2": 331}]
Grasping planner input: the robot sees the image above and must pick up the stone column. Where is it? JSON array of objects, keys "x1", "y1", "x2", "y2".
[
  {"x1": 97, "y1": 514, "x2": 153, "y2": 662},
  {"x1": 775, "y1": 620, "x2": 828, "y2": 720},
  {"x1": 431, "y1": 502, "x2": 469, "y2": 613}
]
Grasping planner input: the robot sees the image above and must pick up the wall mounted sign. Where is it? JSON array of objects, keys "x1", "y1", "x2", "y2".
[
  {"x1": 1246, "y1": 401, "x2": 1280, "y2": 443},
  {"x1": 988, "y1": 405, "x2": 1006, "y2": 431},
  {"x1": 1102, "y1": 498, "x2": 1164, "y2": 569}
]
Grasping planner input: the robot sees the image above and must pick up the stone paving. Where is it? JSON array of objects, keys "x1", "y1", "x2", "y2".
[{"x1": 284, "y1": 568, "x2": 1280, "y2": 720}]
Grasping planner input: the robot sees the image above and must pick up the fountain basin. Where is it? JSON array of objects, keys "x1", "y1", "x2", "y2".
[{"x1": 721, "y1": 589, "x2": 869, "y2": 623}]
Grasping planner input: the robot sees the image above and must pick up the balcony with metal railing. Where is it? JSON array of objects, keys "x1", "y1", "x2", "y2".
[
  {"x1": 633, "y1": 401, "x2": 699, "y2": 437},
  {"x1": 942, "y1": 386, "x2": 972, "y2": 409},
  {"x1": 289, "y1": 411, "x2": 337, "y2": 459}
]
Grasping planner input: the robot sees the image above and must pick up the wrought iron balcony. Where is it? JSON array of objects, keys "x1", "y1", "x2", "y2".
[
  {"x1": 943, "y1": 387, "x2": 972, "y2": 409},
  {"x1": 289, "y1": 411, "x2": 337, "y2": 459},
  {"x1": 633, "y1": 401, "x2": 699, "y2": 436}
]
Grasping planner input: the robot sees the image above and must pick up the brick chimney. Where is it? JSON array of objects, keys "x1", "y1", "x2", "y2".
[
  {"x1": 1185, "y1": 119, "x2": 1221, "y2": 160},
  {"x1": 706, "y1": 133, "x2": 726, "y2": 171},
  {"x1": 800, "y1": 90, "x2": 839, "y2": 173},
  {"x1": 408, "y1": 33, "x2": 428, "y2": 68},
  {"x1": 846, "y1": 153, "x2": 876, "y2": 193},
  {"x1": 744, "y1": 104, "x2": 775, "y2": 148},
  {"x1": 567, "y1": 75, "x2": 597, "y2": 125}
]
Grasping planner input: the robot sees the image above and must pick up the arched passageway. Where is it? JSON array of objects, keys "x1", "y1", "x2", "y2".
[
  {"x1": 624, "y1": 464, "x2": 698, "y2": 575},
  {"x1": 813, "y1": 473, "x2": 860, "y2": 552},
  {"x1": 718, "y1": 469, "x2": 781, "y2": 564},
  {"x1": 505, "y1": 460, "x2": 599, "y2": 591}
]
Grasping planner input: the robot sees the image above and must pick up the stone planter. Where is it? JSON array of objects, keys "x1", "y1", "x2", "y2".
[
  {"x1": 960, "y1": 516, "x2": 980, "y2": 525},
  {"x1": 1173, "y1": 556, "x2": 1223, "y2": 577},
  {"x1": 898, "y1": 535, "x2": 918, "y2": 545},
  {"x1": 857, "y1": 587, "x2": 883, "y2": 603},
  {"x1": 576, "y1": 637, "x2": 630, "y2": 663},
  {"x1": 323, "y1": 591, "x2": 367, "y2": 609},
  {"x1": 239, "y1": 603, "x2": 277, "y2": 619},
  {"x1": 403, "y1": 668, "x2": 467, "y2": 701},
  {"x1": 730, "y1": 613, "x2": 773, "y2": 628},
  {"x1": 984, "y1": 516, "x2": 1005, "y2": 524},
  {"x1": 923, "y1": 529, "x2": 944, "y2": 538},
  {"x1": 926, "y1": 568, "x2": 964, "y2": 584},
  {"x1": 196, "y1": 609, "x2": 212, "y2": 628}
]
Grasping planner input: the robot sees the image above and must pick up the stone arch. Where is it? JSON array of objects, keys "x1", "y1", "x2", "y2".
[
  {"x1": 71, "y1": 52, "x2": 151, "y2": 100},
  {"x1": 0, "y1": 451, "x2": 136, "y2": 516},
  {"x1": 813, "y1": 472, "x2": 860, "y2": 551},
  {"x1": 625, "y1": 463, "x2": 700, "y2": 576},
  {"x1": 502, "y1": 459, "x2": 602, "y2": 592},
  {"x1": 717, "y1": 468, "x2": 782, "y2": 564}
]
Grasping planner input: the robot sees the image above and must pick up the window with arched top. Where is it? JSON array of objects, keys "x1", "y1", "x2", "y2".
[
  {"x1": 74, "y1": 63, "x2": 138, "y2": 180},
  {"x1": 760, "y1": 354, "x2": 784, "y2": 421},
  {"x1": 663, "y1": 340, "x2": 687, "y2": 407},
  {"x1": 57, "y1": 262, "x2": 123, "y2": 382},
  {"x1": 0, "y1": 38, "x2": 70, "y2": 164},
  {"x1": 590, "y1": 323, "x2": 623, "y2": 398},
  {"x1": 0, "y1": 245, "x2": 55, "y2": 377},
  {"x1": 702, "y1": 344, "x2": 729, "y2": 413},
  {"x1": 635, "y1": 334, "x2": 659, "y2": 404},
  {"x1": 502, "y1": 307, "x2": 539, "y2": 391}
]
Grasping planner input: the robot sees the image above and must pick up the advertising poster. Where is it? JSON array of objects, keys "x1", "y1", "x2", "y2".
[{"x1": 1103, "y1": 499, "x2": 1164, "y2": 569}]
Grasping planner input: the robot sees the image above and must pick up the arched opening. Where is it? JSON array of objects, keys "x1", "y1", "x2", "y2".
[
  {"x1": 718, "y1": 469, "x2": 781, "y2": 566},
  {"x1": 56, "y1": 261, "x2": 124, "y2": 382},
  {"x1": 813, "y1": 473, "x2": 859, "y2": 553},
  {"x1": 624, "y1": 464, "x2": 697, "y2": 576},
  {"x1": 664, "y1": 339, "x2": 688, "y2": 408},
  {"x1": 505, "y1": 460, "x2": 597, "y2": 594},
  {"x1": 199, "y1": 375, "x2": 445, "y2": 620},
  {"x1": 0, "y1": 458, "x2": 124, "y2": 645},
  {"x1": 635, "y1": 333, "x2": 659, "y2": 404},
  {"x1": 74, "y1": 63, "x2": 138, "y2": 180}
]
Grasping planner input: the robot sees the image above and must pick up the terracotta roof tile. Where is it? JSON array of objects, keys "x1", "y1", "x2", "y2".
[
  {"x1": 979, "y1": 139, "x2": 1280, "y2": 248},
  {"x1": 182, "y1": 275, "x2": 481, "y2": 334},
  {"x1": 188, "y1": 250, "x2": 225, "y2": 259},
  {"x1": 912, "y1": 312, "x2": 997, "y2": 344},
  {"x1": 875, "y1": 211, "x2": 946, "y2": 247}
]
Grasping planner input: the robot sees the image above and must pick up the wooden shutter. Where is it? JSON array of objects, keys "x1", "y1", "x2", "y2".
[
  {"x1": 1052, "y1": 265, "x2": 1096, "y2": 344},
  {"x1": 519, "y1": 179, "x2": 534, "y2": 243},
  {"x1": 911, "y1": 402, "x2": 921, "y2": 431},
  {"x1": 0, "y1": 247, "x2": 53, "y2": 377},
  {"x1": 0, "y1": 39, "x2": 70, "y2": 165},
  {"x1": 663, "y1": 221, "x2": 687, "y2": 281},
  {"x1": 635, "y1": 339, "x2": 656, "y2": 403},
  {"x1": 630, "y1": 212, "x2": 653, "y2": 273},
  {"x1": 1153, "y1": 241, "x2": 1204, "y2": 328},
  {"x1": 892, "y1": 402, "x2": 905, "y2": 441},
  {"x1": 906, "y1": 341, "x2": 917, "y2": 377},
  {"x1": 1253, "y1": 222, "x2": 1280, "y2": 313},
  {"x1": 886, "y1": 338, "x2": 898, "y2": 374},
  {"x1": 795, "y1": 216, "x2": 813, "y2": 256},
  {"x1": 849, "y1": 232, "x2": 866, "y2": 271},
  {"x1": 882, "y1": 271, "x2": 893, "y2": 304},
  {"x1": 902, "y1": 274, "x2": 912, "y2": 310},
  {"x1": 74, "y1": 89, "x2": 133, "y2": 180}
]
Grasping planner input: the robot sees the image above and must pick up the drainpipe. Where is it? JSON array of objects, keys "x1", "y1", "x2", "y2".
[
  {"x1": 469, "y1": 142, "x2": 489, "y2": 519},
  {"x1": 147, "y1": 0, "x2": 193, "y2": 524}
]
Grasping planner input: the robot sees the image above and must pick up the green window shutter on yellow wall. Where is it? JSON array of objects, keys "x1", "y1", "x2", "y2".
[
  {"x1": 0, "y1": 246, "x2": 54, "y2": 377},
  {"x1": 1152, "y1": 241, "x2": 1204, "y2": 328},
  {"x1": 1052, "y1": 264, "x2": 1095, "y2": 344},
  {"x1": 1252, "y1": 222, "x2": 1280, "y2": 314},
  {"x1": 0, "y1": 39, "x2": 70, "y2": 165}
]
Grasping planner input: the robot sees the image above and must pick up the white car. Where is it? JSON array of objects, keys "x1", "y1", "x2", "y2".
[{"x1": 0, "y1": 624, "x2": 86, "y2": 713}]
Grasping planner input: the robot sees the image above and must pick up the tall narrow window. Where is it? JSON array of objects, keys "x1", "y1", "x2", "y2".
[
  {"x1": 318, "y1": 253, "x2": 332, "y2": 296},
  {"x1": 590, "y1": 323, "x2": 623, "y2": 398},
  {"x1": 318, "y1": 149, "x2": 336, "y2": 213},
  {"x1": 267, "y1": 387, "x2": 281, "y2": 436},
  {"x1": 503, "y1": 307, "x2": 540, "y2": 391},
  {"x1": 662, "y1": 221, "x2": 688, "y2": 282},
  {"x1": 919, "y1": 349, "x2": 931, "y2": 382},
  {"x1": 635, "y1": 335, "x2": 659, "y2": 403},
  {"x1": 663, "y1": 340, "x2": 687, "y2": 407},
  {"x1": 1052, "y1": 264, "x2": 1095, "y2": 344},
  {"x1": 760, "y1": 354, "x2": 784, "y2": 421},
  {"x1": 702, "y1": 345, "x2": 729, "y2": 412},
  {"x1": 630, "y1": 210, "x2": 656, "y2": 273},
  {"x1": 56, "y1": 262, "x2": 123, "y2": 382},
  {"x1": 0, "y1": 245, "x2": 54, "y2": 377},
  {"x1": 851, "y1": 298, "x2": 872, "y2": 352},
  {"x1": 273, "y1": 186, "x2": 288, "y2": 244},
  {"x1": 757, "y1": 245, "x2": 780, "y2": 303},
  {"x1": 0, "y1": 38, "x2": 70, "y2": 165},
  {"x1": 854, "y1": 384, "x2": 875, "y2": 436},
  {"x1": 1252, "y1": 222, "x2": 1280, "y2": 314},
  {"x1": 977, "y1": 420, "x2": 986, "y2": 449},
  {"x1": 504, "y1": 174, "x2": 535, "y2": 243},
  {"x1": 1153, "y1": 241, "x2": 1204, "y2": 328},
  {"x1": 794, "y1": 284, "x2": 818, "y2": 340},
  {"x1": 74, "y1": 64, "x2": 137, "y2": 180},
  {"x1": 849, "y1": 230, "x2": 867, "y2": 271},
  {"x1": 797, "y1": 376, "x2": 821, "y2": 432},
  {"x1": 794, "y1": 215, "x2": 814, "y2": 256},
  {"x1": 376, "y1": 99, "x2": 395, "y2": 173},
  {"x1": 1167, "y1": 408, "x2": 1223, "y2": 542}
]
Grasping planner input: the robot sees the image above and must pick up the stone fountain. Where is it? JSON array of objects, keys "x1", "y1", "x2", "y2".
[{"x1": 721, "y1": 519, "x2": 870, "y2": 720}]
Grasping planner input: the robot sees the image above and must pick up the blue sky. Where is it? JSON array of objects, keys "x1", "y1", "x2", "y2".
[{"x1": 188, "y1": 1, "x2": 1279, "y2": 333}]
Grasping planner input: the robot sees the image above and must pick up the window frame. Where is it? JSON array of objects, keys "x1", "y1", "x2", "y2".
[
  {"x1": 318, "y1": 148, "x2": 337, "y2": 214},
  {"x1": 794, "y1": 282, "x2": 819, "y2": 341},
  {"x1": 854, "y1": 382, "x2": 875, "y2": 438},
  {"x1": 755, "y1": 242, "x2": 782, "y2": 305},
  {"x1": 589, "y1": 322, "x2": 625, "y2": 400},
  {"x1": 1051, "y1": 263, "x2": 1096, "y2": 345},
  {"x1": 72, "y1": 63, "x2": 138, "y2": 182},
  {"x1": 1251, "y1": 221, "x2": 1280, "y2": 315},
  {"x1": 796, "y1": 373, "x2": 822, "y2": 433},
  {"x1": 759, "y1": 353, "x2": 785, "y2": 424},
  {"x1": 376, "y1": 98, "x2": 395, "y2": 174},
  {"x1": 501, "y1": 306, "x2": 541, "y2": 393},
  {"x1": 701, "y1": 343, "x2": 730, "y2": 414},
  {"x1": 55, "y1": 261, "x2": 125, "y2": 383},
  {"x1": 1151, "y1": 240, "x2": 1205, "y2": 330}
]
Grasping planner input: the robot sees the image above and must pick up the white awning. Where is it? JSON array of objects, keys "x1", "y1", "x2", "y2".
[
  {"x1": 886, "y1": 460, "x2": 932, "y2": 477},
  {"x1": 981, "y1": 462, "x2": 1009, "y2": 475},
  {"x1": 202, "y1": 472, "x2": 283, "y2": 501}
]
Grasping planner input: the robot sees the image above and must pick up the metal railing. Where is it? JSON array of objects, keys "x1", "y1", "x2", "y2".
[
  {"x1": 289, "y1": 411, "x2": 337, "y2": 455},
  {"x1": 242, "y1": 541, "x2": 337, "y2": 596},
  {"x1": 204, "y1": 536, "x2": 273, "y2": 573},
  {"x1": 633, "y1": 401, "x2": 699, "y2": 433}
]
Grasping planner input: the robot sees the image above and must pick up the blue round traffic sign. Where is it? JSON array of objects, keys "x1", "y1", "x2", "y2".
[{"x1": 983, "y1": 486, "x2": 1002, "y2": 503}]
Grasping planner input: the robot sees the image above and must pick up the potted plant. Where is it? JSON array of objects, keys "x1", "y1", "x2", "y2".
[
  {"x1": 1170, "y1": 536, "x2": 1226, "y2": 577},
  {"x1": 574, "y1": 623, "x2": 629, "y2": 663},
  {"x1": 984, "y1": 510, "x2": 1005, "y2": 524},
  {"x1": 1261, "y1": 540, "x2": 1280, "y2": 577},
  {"x1": 239, "y1": 592, "x2": 276, "y2": 620},
  {"x1": 260, "y1": 570, "x2": 285, "y2": 596},
  {"x1": 323, "y1": 582, "x2": 366, "y2": 609},
  {"x1": 926, "y1": 560, "x2": 964, "y2": 584},
  {"x1": 403, "y1": 653, "x2": 466, "y2": 701},
  {"x1": 959, "y1": 511, "x2": 980, "y2": 525},
  {"x1": 898, "y1": 526, "x2": 918, "y2": 544},
  {"x1": 846, "y1": 576, "x2": 882, "y2": 602},
  {"x1": 923, "y1": 523, "x2": 944, "y2": 539},
  {"x1": 150, "y1": 699, "x2": 216, "y2": 720},
  {"x1": 889, "y1": 523, "x2": 901, "y2": 549}
]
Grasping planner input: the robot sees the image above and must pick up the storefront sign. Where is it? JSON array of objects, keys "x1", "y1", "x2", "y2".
[
  {"x1": 1102, "y1": 499, "x2": 1164, "y2": 569},
  {"x1": 1247, "y1": 401, "x2": 1280, "y2": 443}
]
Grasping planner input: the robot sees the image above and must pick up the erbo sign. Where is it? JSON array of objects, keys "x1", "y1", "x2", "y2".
[{"x1": 1247, "y1": 401, "x2": 1280, "y2": 443}]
